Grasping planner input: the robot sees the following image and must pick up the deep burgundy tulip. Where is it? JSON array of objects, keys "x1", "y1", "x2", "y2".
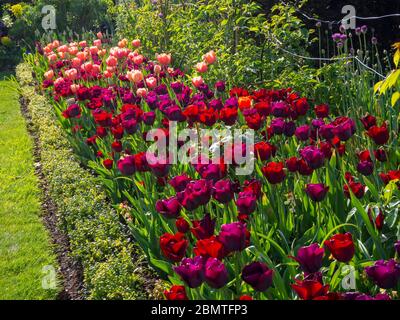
[
  {"x1": 191, "y1": 214, "x2": 216, "y2": 240},
  {"x1": 374, "y1": 148, "x2": 387, "y2": 162},
  {"x1": 218, "y1": 222, "x2": 247, "y2": 253},
  {"x1": 290, "y1": 243, "x2": 324, "y2": 274},
  {"x1": 62, "y1": 104, "x2": 81, "y2": 118},
  {"x1": 319, "y1": 123, "x2": 335, "y2": 140},
  {"x1": 295, "y1": 125, "x2": 310, "y2": 141},
  {"x1": 360, "y1": 114, "x2": 377, "y2": 130},
  {"x1": 204, "y1": 258, "x2": 228, "y2": 288},
  {"x1": 174, "y1": 256, "x2": 205, "y2": 288},
  {"x1": 169, "y1": 174, "x2": 191, "y2": 192},
  {"x1": 283, "y1": 121, "x2": 296, "y2": 137},
  {"x1": 365, "y1": 259, "x2": 400, "y2": 289},
  {"x1": 178, "y1": 180, "x2": 213, "y2": 210},
  {"x1": 395, "y1": 241, "x2": 400, "y2": 256},
  {"x1": 271, "y1": 117, "x2": 285, "y2": 134},
  {"x1": 331, "y1": 116, "x2": 356, "y2": 141},
  {"x1": 300, "y1": 146, "x2": 325, "y2": 169},
  {"x1": 117, "y1": 155, "x2": 136, "y2": 175},
  {"x1": 143, "y1": 111, "x2": 156, "y2": 125},
  {"x1": 344, "y1": 181, "x2": 365, "y2": 199},
  {"x1": 175, "y1": 217, "x2": 190, "y2": 233},
  {"x1": 148, "y1": 157, "x2": 170, "y2": 177},
  {"x1": 357, "y1": 160, "x2": 374, "y2": 176},
  {"x1": 271, "y1": 101, "x2": 290, "y2": 117},
  {"x1": 212, "y1": 179, "x2": 234, "y2": 204},
  {"x1": 305, "y1": 184, "x2": 329, "y2": 202},
  {"x1": 215, "y1": 80, "x2": 226, "y2": 92},
  {"x1": 242, "y1": 262, "x2": 274, "y2": 291},
  {"x1": 236, "y1": 191, "x2": 257, "y2": 215},
  {"x1": 285, "y1": 157, "x2": 299, "y2": 172},
  {"x1": 324, "y1": 233, "x2": 355, "y2": 263},
  {"x1": 155, "y1": 196, "x2": 181, "y2": 219},
  {"x1": 367, "y1": 124, "x2": 389, "y2": 145},
  {"x1": 314, "y1": 104, "x2": 329, "y2": 118}
]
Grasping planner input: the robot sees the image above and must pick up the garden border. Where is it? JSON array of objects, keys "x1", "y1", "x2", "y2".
[{"x1": 16, "y1": 63, "x2": 160, "y2": 300}]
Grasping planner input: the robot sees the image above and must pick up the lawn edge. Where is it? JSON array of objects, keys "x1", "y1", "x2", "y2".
[{"x1": 16, "y1": 63, "x2": 160, "y2": 300}]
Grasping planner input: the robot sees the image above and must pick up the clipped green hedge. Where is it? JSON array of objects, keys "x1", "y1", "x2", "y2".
[{"x1": 16, "y1": 63, "x2": 159, "y2": 300}]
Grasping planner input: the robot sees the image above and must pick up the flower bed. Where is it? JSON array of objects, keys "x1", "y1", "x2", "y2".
[{"x1": 27, "y1": 34, "x2": 400, "y2": 300}]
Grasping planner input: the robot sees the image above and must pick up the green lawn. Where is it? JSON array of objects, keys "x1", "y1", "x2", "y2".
[{"x1": 0, "y1": 73, "x2": 59, "y2": 299}]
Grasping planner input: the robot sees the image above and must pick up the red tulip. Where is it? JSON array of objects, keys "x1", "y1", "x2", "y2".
[
  {"x1": 324, "y1": 233, "x2": 355, "y2": 262},
  {"x1": 160, "y1": 232, "x2": 188, "y2": 262},
  {"x1": 262, "y1": 162, "x2": 286, "y2": 184}
]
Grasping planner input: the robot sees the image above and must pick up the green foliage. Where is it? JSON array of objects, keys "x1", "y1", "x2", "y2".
[{"x1": 16, "y1": 63, "x2": 155, "y2": 300}]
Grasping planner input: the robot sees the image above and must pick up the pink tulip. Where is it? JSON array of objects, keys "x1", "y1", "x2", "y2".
[
  {"x1": 69, "y1": 46, "x2": 79, "y2": 55},
  {"x1": 157, "y1": 53, "x2": 172, "y2": 65},
  {"x1": 146, "y1": 77, "x2": 157, "y2": 89},
  {"x1": 70, "y1": 84, "x2": 80, "y2": 93},
  {"x1": 90, "y1": 46, "x2": 99, "y2": 55},
  {"x1": 133, "y1": 54, "x2": 144, "y2": 65},
  {"x1": 82, "y1": 62, "x2": 93, "y2": 73},
  {"x1": 72, "y1": 57, "x2": 82, "y2": 68},
  {"x1": 93, "y1": 39, "x2": 102, "y2": 48},
  {"x1": 154, "y1": 64, "x2": 162, "y2": 74},
  {"x1": 104, "y1": 70, "x2": 113, "y2": 78},
  {"x1": 57, "y1": 45, "x2": 68, "y2": 53},
  {"x1": 47, "y1": 54, "x2": 57, "y2": 62},
  {"x1": 76, "y1": 51, "x2": 86, "y2": 61},
  {"x1": 118, "y1": 38, "x2": 128, "y2": 48},
  {"x1": 136, "y1": 88, "x2": 148, "y2": 97},
  {"x1": 79, "y1": 41, "x2": 87, "y2": 48},
  {"x1": 196, "y1": 62, "x2": 208, "y2": 73},
  {"x1": 97, "y1": 32, "x2": 103, "y2": 39},
  {"x1": 65, "y1": 68, "x2": 78, "y2": 81},
  {"x1": 106, "y1": 66, "x2": 116, "y2": 73},
  {"x1": 58, "y1": 52, "x2": 66, "y2": 59},
  {"x1": 132, "y1": 39, "x2": 141, "y2": 47},
  {"x1": 54, "y1": 77, "x2": 64, "y2": 86},
  {"x1": 44, "y1": 70, "x2": 54, "y2": 80},
  {"x1": 192, "y1": 76, "x2": 204, "y2": 88},
  {"x1": 91, "y1": 64, "x2": 101, "y2": 75},
  {"x1": 106, "y1": 56, "x2": 118, "y2": 67},
  {"x1": 127, "y1": 70, "x2": 144, "y2": 83},
  {"x1": 98, "y1": 49, "x2": 107, "y2": 57},
  {"x1": 203, "y1": 50, "x2": 217, "y2": 64},
  {"x1": 52, "y1": 40, "x2": 60, "y2": 48}
]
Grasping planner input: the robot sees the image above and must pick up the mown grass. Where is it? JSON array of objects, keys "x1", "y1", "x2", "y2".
[{"x1": 0, "y1": 72, "x2": 59, "y2": 299}]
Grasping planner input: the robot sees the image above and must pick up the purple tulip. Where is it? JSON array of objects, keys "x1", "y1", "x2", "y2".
[
  {"x1": 117, "y1": 155, "x2": 136, "y2": 175},
  {"x1": 283, "y1": 121, "x2": 296, "y2": 137},
  {"x1": 290, "y1": 243, "x2": 324, "y2": 273},
  {"x1": 169, "y1": 174, "x2": 191, "y2": 192},
  {"x1": 236, "y1": 191, "x2": 257, "y2": 215},
  {"x1": 215, "y1": 81, "x2": 226, "y2": 92},
  {"x1": 271, "y1": 118, "x2": 285, "y2": 135},
  {"x1": 143, "y1": 111, "x2": 156, "y2": 125},
  {"x1": 174, "y1": 256, "x2": 205, "y2": 288},
  {"x1": 395, "y1": 241, "x2": 400, "y2": 256},
  {"x1": 295, "y1": 125, "x2": 311, "y2": 141},
  {"x1": 271, "y1": 101, "x2": 290, "y2": 117},
  {"x1": 242, "y1": 262, "x2": 274, "y2": 291},
  {"x1": 357, "y1": 161, "x2": 374, "y2": 176},
  {"x1": 218, "y1": 222, "x2": 247, "y2": 253},
  {"x1": 147, "y1": 153, "x2": 170, "y2": 177},
  {"x1": 204, "y1": 258, "x2": 228, "y2": 288},
  {"x1": 191, "y1": 213, "x2": 216, "y2": 240},
  {"x1": 155, "y1": 197, "x2": 181, "y2": 219},
  {"x1": 212, "y1": 179, "x2": 234, "y2": 204},
  {"x1": 365, "y1": 259, "x2": 400, "y2": 289},
  {"x1": 300, "y1": 146, "x2": 325, "y2": 169},
  {"x1": 305, "y1": 184, "x2": 329, "y2": 202}
]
